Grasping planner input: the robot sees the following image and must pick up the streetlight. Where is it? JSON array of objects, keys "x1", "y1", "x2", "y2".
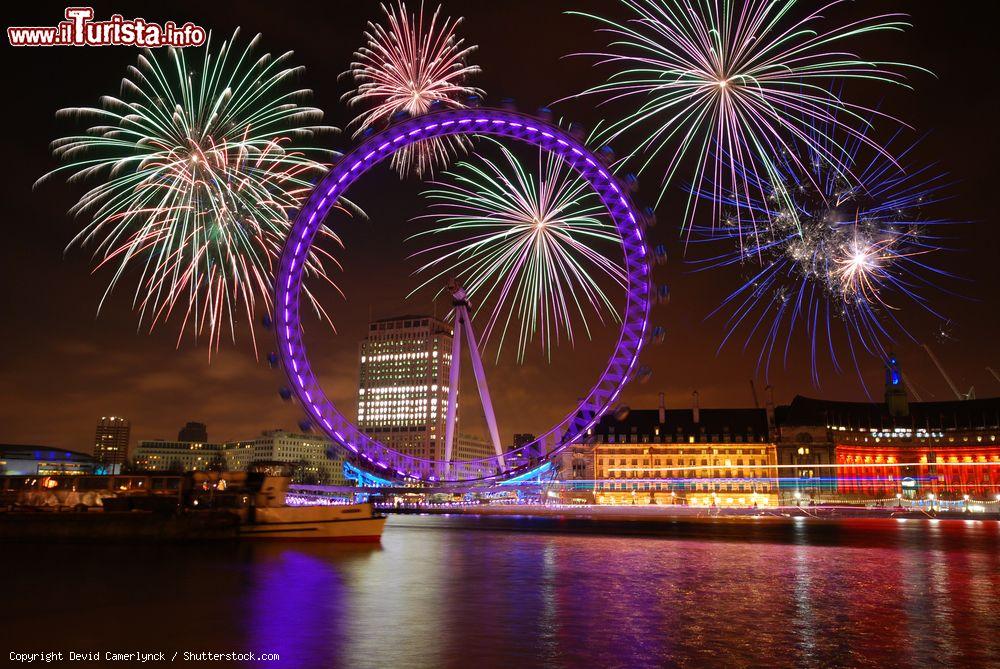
[
  {"x1": 927, "y1": 492, "x2": 936, "y2": 512},
  {"x1": 794, "y1": 490, "x2": 802, "y2": 507}
]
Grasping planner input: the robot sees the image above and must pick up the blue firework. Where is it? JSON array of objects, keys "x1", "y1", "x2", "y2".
[{"x1": 690, "y1": 124, "x2": 958, "y2": 385}]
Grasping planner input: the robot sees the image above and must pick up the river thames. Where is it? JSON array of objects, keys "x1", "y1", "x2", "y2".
[{"x1": 4, "y1": 515, "x2": 999, "y2": 668}]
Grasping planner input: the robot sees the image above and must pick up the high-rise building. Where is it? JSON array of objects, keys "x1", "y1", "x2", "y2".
[
  {"x1": 357, "y1": 315, "x2": 493, "y2": 464},
  {"x1": 178, "y1": 421, "x2": 208, "y2": 442},
  {"x1": 507, "y1": 432, "x2": 540, "y2": 469},
  {"x1": 94, "y1": 416, "x2": 130, "y2": 473}
]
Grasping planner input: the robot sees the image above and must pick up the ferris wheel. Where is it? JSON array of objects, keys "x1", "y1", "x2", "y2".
[{"x1": 272, "y1": 108, "x2": 656, "y2": 484}]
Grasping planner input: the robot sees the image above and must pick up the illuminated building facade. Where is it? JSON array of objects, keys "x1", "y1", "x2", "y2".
[
  {"x1": 135, "y1": 430, "x2": 347, "y2": 485},
  {"x1": 94, "y1": 416, "x2": 130, "y2": 473},
  {"x1": 774, "y1": 401, "x2": 837, "y2": 503},
  {"x1": 579, "y1": 401, "x2": 779, "y2": 507},
  {"x1": 781, "y1": 395, "x2": 1000, "y2": 501},
  {"x1": 134, "y1": 439, "x2": 224, "y2": 472},
  {"x1": 357, "y1": 315, "x2": 492, "y2": 464},
  {"x1": 0, "y1": 444, "x2": 96, "y2": 475},
  {"x1": 232, "y1": 430, "x2": 347, "y2": 486}
]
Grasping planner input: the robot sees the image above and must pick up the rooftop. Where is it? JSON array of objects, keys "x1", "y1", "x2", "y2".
[
  {"x1": 0, "y1": 444, "x2": 95, "y2": 462},
  {"x1": 777, "y1": 395, "x2": 1000, "y2": 431},
  {"x1": 590, "y1": 408, "x2": 770, "y2": 441}
]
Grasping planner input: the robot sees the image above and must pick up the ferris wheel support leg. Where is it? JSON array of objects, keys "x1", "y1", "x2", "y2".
[
  {"x1": 443, "y1": 310, "x2": 463, "y2": 475},
  {"x1": 460, "y1": 306, "x2": 507, "y2": 471}
]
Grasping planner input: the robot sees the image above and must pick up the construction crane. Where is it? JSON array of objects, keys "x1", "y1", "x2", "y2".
[
  {"x1": 987, "y1": 367, "x2": 1000, "y2": 387},
  {"x1": 749, "y1": 380, "x2": 760, "y2": 408},
  {"x1": 901, "y1": 373, "x2": 924, "y2": 402},
  {"x1": 923, "y1": 344, "x2": 974, "y2": 401}
]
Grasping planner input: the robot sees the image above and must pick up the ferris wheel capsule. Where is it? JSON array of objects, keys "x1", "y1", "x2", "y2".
[
  {"x1": 621, "y1": 173, "x2": 639, "y2": 192},
  {"x1": 500, "y1": 97, "x2": 518, "y2": 112},
  {"x1": 642, "y1": 207, "x2": 657, "y2": 228},
  {"x1": 267, "y1": 351, "x2": 279, "y2": 369},
  {"x1": 598, "y1": 145, "x2": 616, "y2": 166},
  {"x1": 261, "y1": 313, "x2": 273, "y2": 330},
  {"x1": 466, "y1": 94, "x2": 483, "y2": 108},
  {"x1": 569, "y1": 122, "x2": 587, "y2": 141},
  {"x1": 298, "y1": 419, "x2": 313, "y2": 433},
  {"x1": 656, "y1": 284, "x2": 671, "y2": 305},
  {"x1": 650, "y1": 326, "x2": 666, "y2": 344},
  {"x1": 636, "y1": 366, "x2": 653, "y2": 383},
  {"x1": 613, "y1": 404, "x2": 631, "y2": 421},
  {"x1": 278, "y1": 387, "x2": 293, "y2": 401},
  {"x1": 536, "y1": 106, "x2": 553, "y2": 122},
  {"x1": 653, "y1": 245, "x2": 668, "y2": 265}
]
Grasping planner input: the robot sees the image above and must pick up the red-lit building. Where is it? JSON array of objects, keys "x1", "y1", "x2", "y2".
[{"x1": 778, "y1": 395, "x2": 1000, "y2": 501}]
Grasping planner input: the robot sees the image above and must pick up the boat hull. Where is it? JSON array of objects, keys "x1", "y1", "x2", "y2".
[{"x1": 239, "y1": 503, "x2": 386, "y2": 542}]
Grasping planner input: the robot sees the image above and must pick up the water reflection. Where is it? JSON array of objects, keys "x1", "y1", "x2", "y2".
[{"x1": 2, "y1": 517, "x2": 998, "y2": 668}]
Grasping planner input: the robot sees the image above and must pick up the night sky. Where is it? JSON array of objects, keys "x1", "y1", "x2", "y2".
[{"x1": 1, "y1": 0, "x2": 998, "y2": 454}]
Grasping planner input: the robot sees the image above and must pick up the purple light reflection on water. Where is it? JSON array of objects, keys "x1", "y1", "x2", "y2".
[{"x1": 4, "y1": 518, "x2": 999, "y2": 666}]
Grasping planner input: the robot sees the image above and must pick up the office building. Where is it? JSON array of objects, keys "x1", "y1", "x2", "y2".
[
  {"x1": 357, "y1": 315, "x2": 492, "y2": 464},
  {"x1": 178, "y1": 422, "x2": 208, "y2": 443},
  {"x1": 134, "y1": 439, "x2": 225, "y2": 472},
  {"x1": 234, "y1": 430, "x2": 347, "y2": 486},
  {"x1": 94, "y1": 416, "x2": 130, "y2": 473}
]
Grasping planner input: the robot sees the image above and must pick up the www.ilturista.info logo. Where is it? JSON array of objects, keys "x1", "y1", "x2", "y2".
[{"x1": 8, "y1": 7, "x2": 206, "y2": 47}]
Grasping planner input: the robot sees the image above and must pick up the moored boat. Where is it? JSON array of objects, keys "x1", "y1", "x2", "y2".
[
  {"x1": 239, "y1": 503, "x2": 386, "y2": 542},
  {"x1": 236, "y1": 463, "x2": 386, "y2": 542}
]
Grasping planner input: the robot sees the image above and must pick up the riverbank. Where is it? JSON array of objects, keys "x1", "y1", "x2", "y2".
[
  {"x1": 0, "y1": 509, "x2": 239, "y2": 541},
  {"x1": 386, "y1": 502, "x2": 1000, "y2": 523},
  {"x1": 381, "y1": 509, "x2": 1000, "y2": 552}
]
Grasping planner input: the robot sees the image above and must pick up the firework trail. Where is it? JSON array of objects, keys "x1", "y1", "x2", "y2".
[
  {"x1": 690, "y1": 124, "x2": 957, "y2": 385},
  {"x1": 409, "y1": 137, "x2": 628, "y2": 362},
  {"x1": 343, "y1": 1, "x2": 483, "y2": 178},
  {"x1": 564, "y1": 0, "x2": 925, "y2": 237},
  {"x1": 39, "y1": 30, "x2": 361, "y2": 355}
]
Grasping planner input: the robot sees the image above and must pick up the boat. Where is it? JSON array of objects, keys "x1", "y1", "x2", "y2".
[
  {"x1": 237, "y1": 464, "x2": 386, "y2": 542},
  {"x1": 1, "y1": 464, "x2": 386, "y2": 543},
  {"x1": 239, "y1": 503, "x2": 386, "y2": 542}
]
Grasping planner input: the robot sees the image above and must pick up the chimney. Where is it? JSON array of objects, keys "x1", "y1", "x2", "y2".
[
  {"x1": 692, "y1": 390, "x2": 700, "y2": 424},
  {"x1": 658, "y1": 392, "x2": 666, "y2": 424}
]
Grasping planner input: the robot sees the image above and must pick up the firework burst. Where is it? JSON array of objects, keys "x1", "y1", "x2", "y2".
[
  {"x1": 38, "y1": 30, "x2": 357, "y2": 354},
  {"x1": 564, "y1": 0, "x2": 924, "y2": 236},
  {"x1": 343, "y1": 1, "x2": 483, "y2": 178},
  {"x1": 691, "y1": 125, "x2": 957, "y2": 385},
  {"x1": 409, "y1": 137, "x2": 627, "y2": 362}
]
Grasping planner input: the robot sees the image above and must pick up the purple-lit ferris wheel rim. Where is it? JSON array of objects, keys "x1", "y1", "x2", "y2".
[{"x1": 274, "y1": 108, "x2": 651, "y2": 483}]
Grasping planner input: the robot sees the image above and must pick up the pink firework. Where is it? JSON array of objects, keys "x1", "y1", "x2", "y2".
[{"x1": 343, "y1": 1, "x2": 483, "y2": 178}]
